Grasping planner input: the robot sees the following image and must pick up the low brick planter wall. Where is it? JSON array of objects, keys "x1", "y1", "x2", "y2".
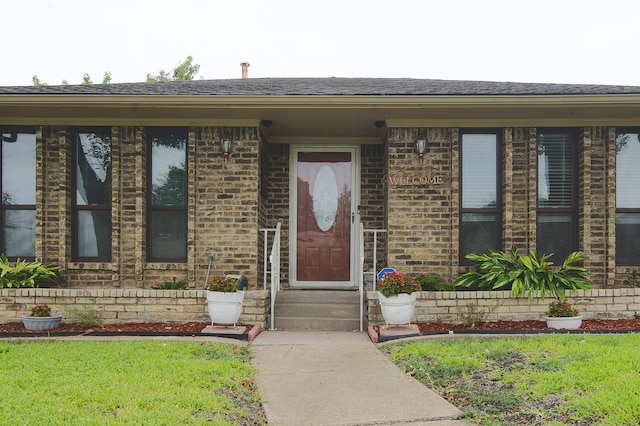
[
  {"x1": 367, "y1": 288, "x2": 640, "y2": 325},
  {"x1": 0, "y1": 288, "x2": 270, "y2": 328}
]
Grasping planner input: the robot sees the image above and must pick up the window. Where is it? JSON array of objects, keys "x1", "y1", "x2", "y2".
[
  {"x1": 460, "y1": 132, "x2": 500, "y2": 262},
  {"x1": 1, "y1": 128, "x2": 36, "y2": 258},
  {"x1": 73, "y1": 129, "x2": 112, "y2": 260},
  {"x1": 616, "y1": 131, "x2": 640, "y2": 264},
  {"x1": 148, "y1": 128, "x2": 187, "y2": 261},
  {"x1": 537, "y1": 131, "x2": 577, "y2": 261}
]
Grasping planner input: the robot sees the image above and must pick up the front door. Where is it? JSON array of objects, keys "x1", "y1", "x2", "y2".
[{"x1": 290, "y1": 146, "x2": 359, "y2": 288}]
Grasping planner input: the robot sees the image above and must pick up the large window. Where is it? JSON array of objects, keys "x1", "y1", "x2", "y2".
[
  {"x1": 616, "y1": 131, "x2": 640, "y2": 264},
  {"x1": 73, "y1": 129, "x2": 112, "y2": 261},
  {"x1": 537, "y1": 131, "x2": 577, "y2": 261},
  {"x1": 460, "y1": 132, "x2": 500, "y2": 262},
  {"x1": 148, "y1": 128, "x2": 187, "y2": 262},
  {"x1": 1, "y1": 128, "x2": 36, "y2": 258}
]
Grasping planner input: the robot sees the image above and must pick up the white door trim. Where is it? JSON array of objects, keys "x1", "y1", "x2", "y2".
[{"x1": 289, "y1": 145, "x2": 361, "y2": 288}]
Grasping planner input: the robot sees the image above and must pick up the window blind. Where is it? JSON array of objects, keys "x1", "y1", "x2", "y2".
[
  {"x1": 462, "y1": 134, "x2": 497, "y2": 209},
  {"x1": 538, "y1": 133, "x2": 573, "y2": 208},
  {"x1": 616, "y1": 133, "x2": 640, "y2": 208}
]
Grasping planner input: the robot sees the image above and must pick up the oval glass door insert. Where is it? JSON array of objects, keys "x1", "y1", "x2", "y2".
[{"x1": 312, "y1": 165, "x2": 339, "y2": 231}]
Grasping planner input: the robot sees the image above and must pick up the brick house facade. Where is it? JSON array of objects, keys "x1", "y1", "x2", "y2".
[{"x1": 2, "y1": 78, "x2": 640, "y2": 324}]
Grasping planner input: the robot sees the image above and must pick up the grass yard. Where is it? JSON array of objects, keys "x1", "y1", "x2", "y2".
[
  {"x1": 383, "y1": 334, "x2": 640, "y2": 426},
  {"x1": 0, "y1": 340, "x2": 266, "y2": 425}
]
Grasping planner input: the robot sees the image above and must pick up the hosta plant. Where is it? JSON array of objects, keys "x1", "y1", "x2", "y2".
[{"x1": 454, "y1": 246, "x2": 591, "y2": 301}]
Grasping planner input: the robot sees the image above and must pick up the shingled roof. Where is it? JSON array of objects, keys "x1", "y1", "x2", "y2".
[{"x1": 2, "y1": 77, "x2": 640, "y2": 96}]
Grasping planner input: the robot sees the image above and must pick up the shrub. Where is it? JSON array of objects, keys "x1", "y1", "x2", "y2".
[
  {"x1": 64, "y1": 306, "x2": 104, "y2": 327},
  {"x1": 414, "y1": 274, "x2": 454, "y2": 291},
  {"x1": 153, "y1": 277, "x2": 188, "y2": 290}
]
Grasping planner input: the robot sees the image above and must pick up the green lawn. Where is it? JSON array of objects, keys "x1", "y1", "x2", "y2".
[
  {"x1": 383, "y1": 334, "x2": 640, "y2": 425},
  {"x1": 0, "y1": 340, "x2": 266, "y2": 425}
]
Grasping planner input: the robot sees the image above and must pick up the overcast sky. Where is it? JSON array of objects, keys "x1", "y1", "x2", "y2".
[{"x1": 2, "y1": 0, "x2": 640, "y2": 87}]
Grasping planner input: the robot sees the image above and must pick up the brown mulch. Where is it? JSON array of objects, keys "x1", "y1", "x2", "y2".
[
  {"x1": 416, "y1": 318, "x2": 640, "y2": 333},
  {"x1": 2, "y1": 318, "x2": 640, "y2": 336},
  {"x1": 0, "y1": 322, "x2": 250, "y2": 335}
]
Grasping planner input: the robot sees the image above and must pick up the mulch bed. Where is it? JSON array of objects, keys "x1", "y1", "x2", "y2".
[
  {"x1": 0, "y1": 322, "x2": 256, "y2": 340},
  {"x1": 416, "y1": 318, "x2": 640, "y2": 333},
  {"x1": 2, "y1": 318, "x2": 640, "y2": 338}
]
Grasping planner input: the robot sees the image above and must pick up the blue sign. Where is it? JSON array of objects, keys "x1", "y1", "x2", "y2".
[{"x1": 377, "y1": 267, "x2": 396, "y2": 282}]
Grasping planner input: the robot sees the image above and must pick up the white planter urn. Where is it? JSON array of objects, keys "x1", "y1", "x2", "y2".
[
  {"x1": 378, "y1": 292, "x2": 417, "y2": 326},
  {"x1": 206, "y1": 291, "x2": 245, "y2": 326},
  {"x1": 545, "y1": 315, "x2": 583, "y2": 330},
  {"x1": 21, "y1": 314, "x2": 63, "y2": 331}
]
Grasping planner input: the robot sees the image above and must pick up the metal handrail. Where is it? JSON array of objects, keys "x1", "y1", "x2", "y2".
[
  {"x1": 359, "y1": 225, "x2": 387, "y2": 330},
  {"x1": 359, "y1": 222, "x2": 365, "y2": 331},
  {"x1": 363, "y1": 228, "x2": 387, "y2": 291},
  {"x1": 268, "y1": 222, "x2": 281, "y2": 330}
]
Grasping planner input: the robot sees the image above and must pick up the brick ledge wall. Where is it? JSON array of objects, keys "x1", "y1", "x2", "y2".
[
  {"x1": 367, "y1": 288, "x2": 640, "y2": 325},
  {"x1": 0, "y1": 289, "x2": 269, "y2": 327}
]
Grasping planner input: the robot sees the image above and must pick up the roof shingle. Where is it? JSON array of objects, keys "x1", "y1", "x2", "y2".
[{"x1": 1, "y1": 77, "x2": 640, "y2": 96}]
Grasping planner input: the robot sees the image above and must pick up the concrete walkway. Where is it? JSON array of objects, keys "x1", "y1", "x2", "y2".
[{"x1": 251, "y1": 331, "x2": 469, "y2": 426}]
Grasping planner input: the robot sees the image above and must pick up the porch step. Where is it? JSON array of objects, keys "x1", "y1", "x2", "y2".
[{"x1": 273, "y1": 290, "x2": 364, "y2": 331}]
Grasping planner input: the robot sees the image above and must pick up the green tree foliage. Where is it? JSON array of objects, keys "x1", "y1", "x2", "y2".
[
  {"x1": 31, "y1": 56, "x2": 198, "y2": 85},
  {"x1": 146, "y1": 55, "x2": 201, "y2": 82}
]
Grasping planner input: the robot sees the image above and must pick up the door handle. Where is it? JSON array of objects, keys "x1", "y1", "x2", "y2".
[{"x1": 351, "y1": 212, "x2": 355, "y2": 224}]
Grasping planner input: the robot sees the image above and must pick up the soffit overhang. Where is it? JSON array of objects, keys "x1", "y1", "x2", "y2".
[{"x1": 1, "y1": 94, "x2": 640, "y2": 144}]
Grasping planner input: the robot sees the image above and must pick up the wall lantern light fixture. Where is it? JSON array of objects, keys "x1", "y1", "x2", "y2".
[
  {"x1": 221, "y1": 137, "x2": 233, "y2": 165},
  {"x1": 415, "y1": 131, "x2": 427, "y2": 162}
]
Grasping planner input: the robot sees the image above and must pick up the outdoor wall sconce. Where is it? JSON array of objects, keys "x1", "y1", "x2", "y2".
[
  {"x1": 221, "y1": 137, "x2": 233, "y2": 165},
  {"x1": 415, "y1": 131, "x2": 427, "y2": 162}
]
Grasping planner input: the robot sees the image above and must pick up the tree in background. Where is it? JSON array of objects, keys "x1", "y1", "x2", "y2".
[
  {"x1": 146, "y1": 56, "x2": 201, "y2": 82},
  {"x1": 31, "y1": 57, "x2": 199, "y2": 86}
]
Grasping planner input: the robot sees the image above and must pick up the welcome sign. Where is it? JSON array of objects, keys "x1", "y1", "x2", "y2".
[{"x1": 382, "y1": 173, "x2": 445, "y2": 188}]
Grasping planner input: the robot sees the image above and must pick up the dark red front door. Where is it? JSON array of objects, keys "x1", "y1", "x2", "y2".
[{"x1": 295, "y1": 152, "x2": 352, "y2": 283}]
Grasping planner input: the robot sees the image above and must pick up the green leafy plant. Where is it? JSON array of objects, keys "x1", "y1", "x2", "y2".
[
  {"x1": 623, "y1": 269, "x2": 640, "y2": 287},
  {"x1": 414, "y1": 274, "x2": 454, "y2": 291},
  {"x1": 454, "y1": 246, "x2": 591, "y2": 301},
  {"x1": 0, "y1": 254, "x2": 59, "y2": 288},
  {"x1": 153, "y1": 277, "x2": 188, "y2": 290},
  {"x1": 64, "y1": 306, "x2": 104, "y2": 327},
  {"x1": 634, "y1": 312, "x2": 640, "y2": 319},
  {"x1": 30, "y1": 304, "x2": 52, "y2": 317},
  {"x1": 545, "y1": 299, "x2": 579, "y2": 317},
  {"x1": 377, "y1": 271, "x2": 421, "y2": 297},
  {"x1": 207, "y1": 275, "x2": 237, "y2": 292}
]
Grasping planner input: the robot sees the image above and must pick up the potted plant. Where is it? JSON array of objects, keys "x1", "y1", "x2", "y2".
[
  {"x1": 21, "y1": 304, "x2": 63, "y2": 331},
  {"x1": 455, "y1": 247, "x2": 591, "y2": 329},
  {"x1": 545, "y1": 299, "x2": 583, "y2": 329},
  {"x1": 205, "y1": 275, "x2": 245, "y2": 326},
  {"x1": 377, "y1": 271, "x2": 421, "y2": 327}
]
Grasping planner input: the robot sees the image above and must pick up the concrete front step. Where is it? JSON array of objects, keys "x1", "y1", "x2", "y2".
[{"x1": 273, "y1": 290, "x2": 364, "y2": 331}]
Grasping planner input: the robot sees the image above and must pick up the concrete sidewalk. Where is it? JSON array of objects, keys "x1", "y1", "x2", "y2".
[{"x1": 251, "y1": 331, "x2": 469, "y2": 426}]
